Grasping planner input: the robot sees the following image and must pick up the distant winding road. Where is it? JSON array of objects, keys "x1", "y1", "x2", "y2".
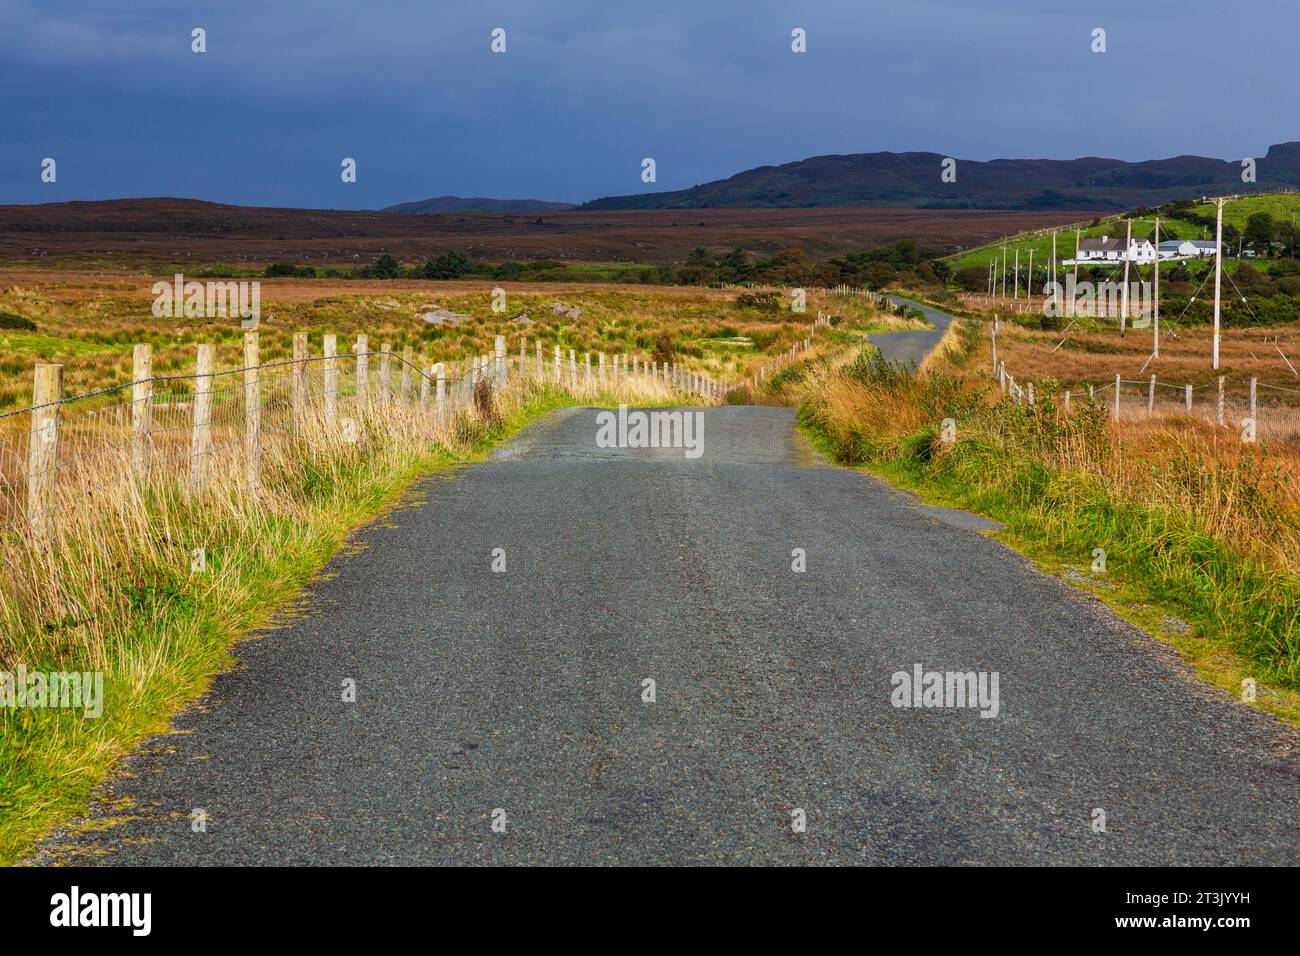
[{"x1": 869, "y1": 294, "x2": 960, "y2": 366}]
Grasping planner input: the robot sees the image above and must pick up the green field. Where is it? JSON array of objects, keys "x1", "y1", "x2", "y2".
[
  {"x1": 1192, "y1": 192, "x2": 1300, "y2": 230},
  {"x1": 943, "y1": 193, "x2": 1300, "y2": 278}
]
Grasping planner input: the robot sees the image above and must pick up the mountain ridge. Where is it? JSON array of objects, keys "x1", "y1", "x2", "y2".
[{"x1": 582, "y1": 143, "x2": 1300, "y2": 211}]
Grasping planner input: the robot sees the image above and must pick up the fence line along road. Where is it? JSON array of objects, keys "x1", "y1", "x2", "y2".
[
  {"x1": 993, "y1": 354, "x2": 1298, "y2": 442},
  {"x1": 0, "y1": 332, "x2": 723, "y2": 538}
]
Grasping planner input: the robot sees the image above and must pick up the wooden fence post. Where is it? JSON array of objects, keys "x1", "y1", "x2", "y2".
[
  {"x1": 519, "y1": 336, "x2": 527, "y2": 378},
  {"x1": 535, "y1": 341, "x2": 543, "y2": 382},
  {"x1": 244, "y1": 331, "x2": 261, "y2": 492},
  {"x1": 27, "y1": 364, "x2": 62, "y2": 535},
  {"x1": 1217, "y1": 375, "x2": 1225, "y2": 427},
  {"x1": 292, "y1": 332, "x2": 308, "y2": 426},
  {"x1": 1250, "y1": 376, "x2": 1258, "y2": 436},
  {"x1": 1185, "y1": 384, "x2": 1193, "y2": 413},
  {"x1": 1148, "y1": 374, "x2": 1156, "y2": 417},
  {"x1": 434, "y1": 363, "x2": 446, "y2": 416},
  {"x1": 131, "y1": 344, "x2": 153, "y2": 477},
  {"x1": 495, "y1": 335, "x2": 507, "y2": 387},
  {"x1": 599, "y1": 352, "x2": 606, "y2": 383},
  {"x1": 1064, "y1": 390, "x2": 1071, "y2": 412},
  {"x1": 1027, "y1": 382, "x2": 1035, "y2": 406},
  {"x1": 401, "y1": 345, "x2": 413, "y2": 401},
  {"x1": 1112, "y1": 374, "x2": 1121, "y2": 421},
  {"x1": 190, "y1": 344, "x2": 214, "y2": 495},
  {"x1": 356, "y1": 335, "x2": 369, "y2": 411},
  {"x1": 323, "y1": 334, "x2": 338, "y2": 425},
  {"x1": 569, "y1": 348, "x2": 577, "y2": 388},
  {"x1": 379, "y1": 343, "x2": 392, "y2": 403},
  {"x1": 420, "y1": 364, "x2": 431, "y2": 409}
]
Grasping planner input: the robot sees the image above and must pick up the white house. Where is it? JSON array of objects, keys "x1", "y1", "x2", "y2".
[
  {"x1": 1157, "y1": 239, "x2": 1220, "y2": 260},
  {"x1": 1077, "y1": 236, "x2": 1157, "y2": 263}
]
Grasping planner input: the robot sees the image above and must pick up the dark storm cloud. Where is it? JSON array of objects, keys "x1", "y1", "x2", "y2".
[{"x1": 1, "y1": 0, "x2": 1295, "y2": 207}]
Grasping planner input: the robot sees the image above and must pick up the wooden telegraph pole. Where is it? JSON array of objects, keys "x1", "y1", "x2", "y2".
[
  {"x1": 1071, "y1": 229, "x2": 1080, "y2": 318},
  {"x1": 1027, "y1": 247, "x2": 1034, "y2": 306},
  {"x1": 1051, "y1": 230, "x2": 1059, "y2": 315},
  {"x1": 1153, "y1": 217, "x2": 1160, "y2": 358},
  {"x1": 1120, "y1": 218, "x2": 1132, "y2": 336},
  {"x1": 1212, "y1": 197, "x2": 1224, "y2": 370}
]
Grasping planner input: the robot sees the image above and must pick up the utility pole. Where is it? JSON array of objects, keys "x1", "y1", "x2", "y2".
[
  {"x1": 1120, "y1": 218, "x2": 1132, "y2": 336},
  {"x1": 1001, "y1": 246, "x2": 1007, "y2": 299},
  {"x1": 1072, "y1": 229, "x2": 1080, "y2": 318},
  {"x1": 1014, "y1": 249, "x2": 1020, "y2": 300},
  {"x1": 1213, "y1": 197, "x2": 1224, "y2": 370},
  {"x1": 1153, "y1": 217, "x2": 1160, "y2": 358},
  {"x1": 1027, "y1": 247, "x2": 1034, "y2": 306},
  {"x1": 1051, "y1": 230, "x2": 1058, "y2": 315}
]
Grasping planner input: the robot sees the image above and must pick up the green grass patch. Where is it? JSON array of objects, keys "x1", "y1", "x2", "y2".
[{"x1": 0, "y1": 332, "x2": 119, "y2": 360}]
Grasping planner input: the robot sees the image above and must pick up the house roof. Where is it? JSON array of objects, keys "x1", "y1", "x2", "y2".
[{"x1": 1079, "y1": 237, "x2": 1124, "y2": 252}]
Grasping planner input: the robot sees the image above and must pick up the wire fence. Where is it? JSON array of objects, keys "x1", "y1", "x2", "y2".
[
  {"x1": 0, "y1": 334, "x2": 720, "y2": 536},
  {"x1": 993, "y1": 358, "x2": 1300, "y2": 444}
]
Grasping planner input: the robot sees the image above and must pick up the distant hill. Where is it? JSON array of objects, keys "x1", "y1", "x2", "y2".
[
  {"x1": 384, "y1": 196, "x2": 575, "y2": 214},
  {"x1": 584, "y1": 142, "x2": 1300, "y2": 212}
]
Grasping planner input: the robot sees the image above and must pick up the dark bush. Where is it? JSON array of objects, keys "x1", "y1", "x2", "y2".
[
  {"x1": 0, "y1": 311, "x2": 37, "y2": 331},
  {"x1": 422, "y1": 250, "x2": 473, "y2": 280},
  {"x1": 264, "y1": 262, "x2": 316, "y2": 278},
  {"x1": 734, "y1": 291, "x2": 782, "y2": 311},
  {"x1": 651, "y1": 332, "x2": 676, "y2": 366}
]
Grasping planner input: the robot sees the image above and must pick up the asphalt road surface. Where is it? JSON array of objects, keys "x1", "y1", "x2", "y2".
[
  {"x1": 870, "y1": 294, "x2": 959, "y2": 366},
  {"x1": 36, "y1": 402, "x2": 1299, "y2": 865}
]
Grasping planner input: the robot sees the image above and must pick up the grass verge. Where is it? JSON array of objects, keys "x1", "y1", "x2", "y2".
[{"x1": 788, "y1": 322, "x2": 1300, "y2": 726}]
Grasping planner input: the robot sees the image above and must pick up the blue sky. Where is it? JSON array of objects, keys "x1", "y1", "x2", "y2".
[{"x1": 1, "y1": 0, "x2": 1295, "y2": 208}]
